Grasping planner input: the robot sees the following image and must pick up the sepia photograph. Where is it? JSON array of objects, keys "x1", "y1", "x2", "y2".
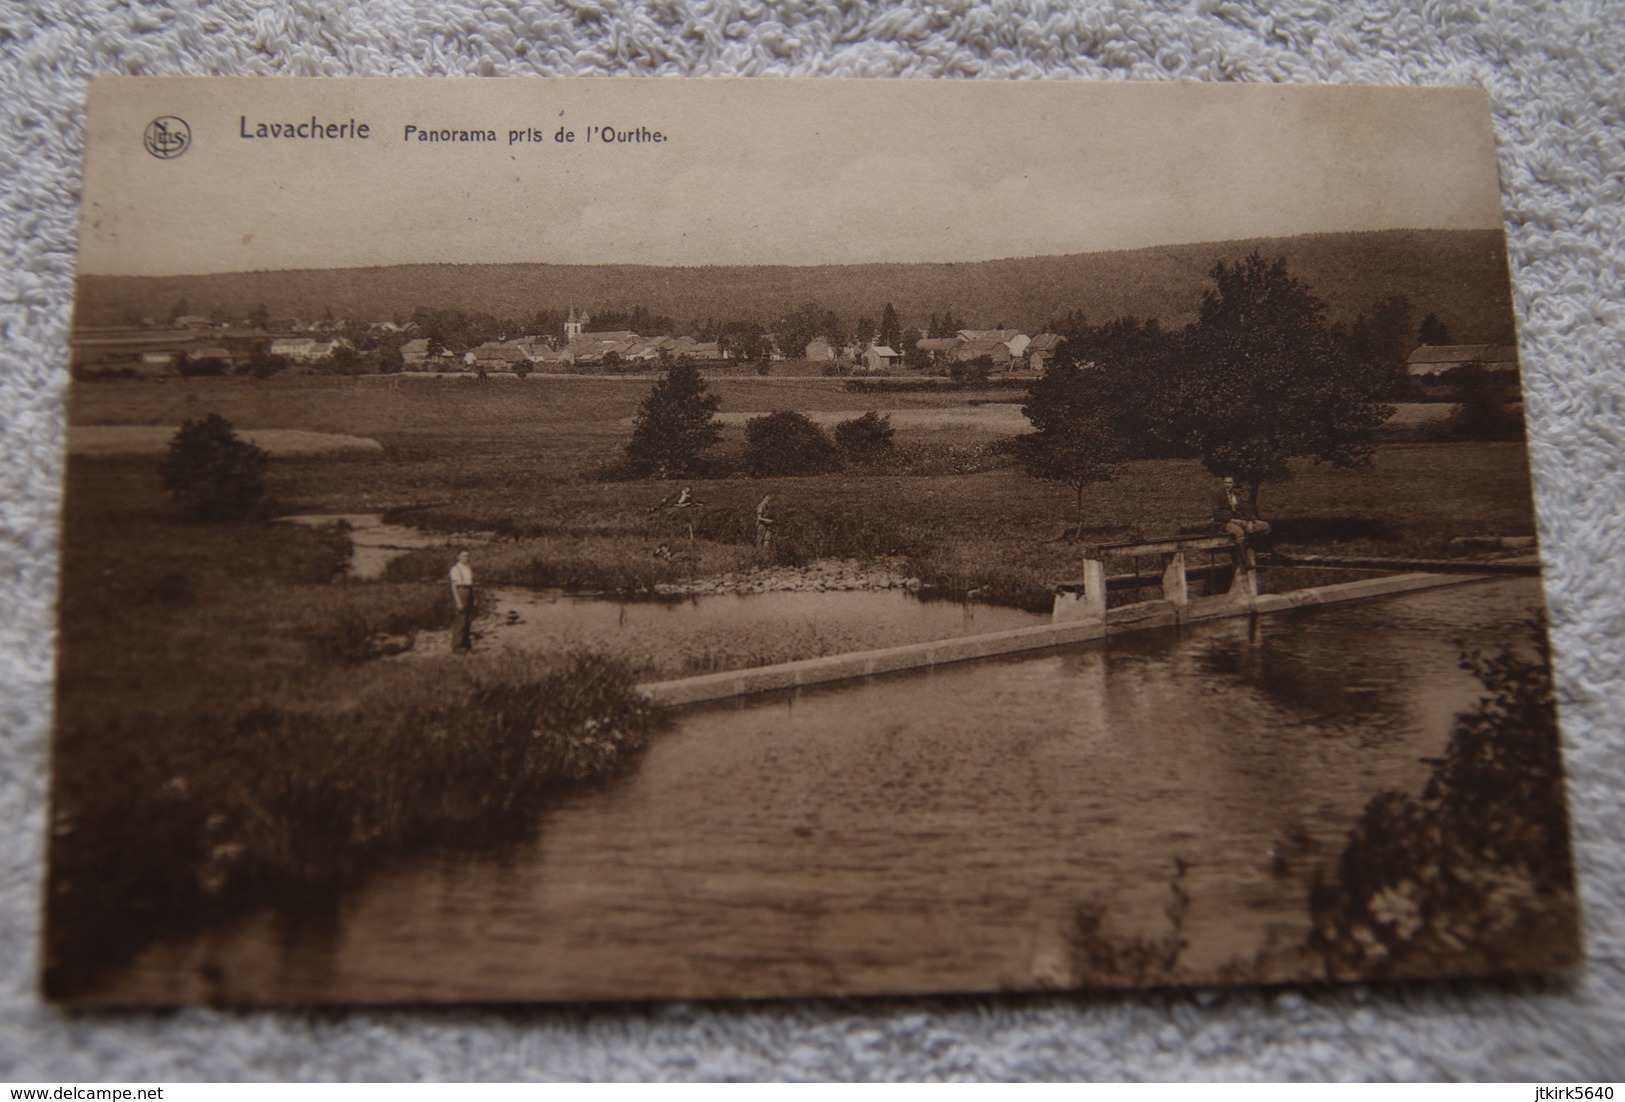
[{"x1": 46, "y1": 77, "x2": 1580, "y2": 1005}]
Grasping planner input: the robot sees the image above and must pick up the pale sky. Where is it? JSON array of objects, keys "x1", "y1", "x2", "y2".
[{"x1": 79, "y1": 78, "x2": 1505, "y2": 276}]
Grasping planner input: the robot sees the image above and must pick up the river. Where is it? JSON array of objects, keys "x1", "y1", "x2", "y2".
[{"x1": 98, "y1": 577, "x2": 1547, "y2": 1003}]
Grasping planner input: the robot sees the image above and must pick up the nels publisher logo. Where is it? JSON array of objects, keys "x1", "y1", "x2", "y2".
[{"x1": 143, "y1": 116, "x2": 191, "y2": 159}]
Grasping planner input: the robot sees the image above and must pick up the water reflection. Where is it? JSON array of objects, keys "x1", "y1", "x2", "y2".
[
  {"x1": 279, "y1": 513, "x2": 449, "y2": 580},
  {"x1": 104, "y1": 578, "x2": 1548, "y2": 1004}
]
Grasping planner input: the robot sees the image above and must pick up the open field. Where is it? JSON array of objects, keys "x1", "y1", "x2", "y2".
[
  {"x1": 69, "y1": 375, "x2": 1538, "y2": 606},
  {"x1": 67, "y1": 425, "x2": 384, "y2": 456}
]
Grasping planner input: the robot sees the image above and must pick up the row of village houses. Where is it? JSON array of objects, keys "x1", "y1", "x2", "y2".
[
  {"x1": 78, "y1": 313, "x2": 1520, "y2": 380},
  {"x1": 82, "y1": 328, "x2": 1054, "y2": 374},
  {"x1": 129, "y1": 311, "x2": 1064, "y2": 371},
  {"x1": 439, "y1": 332, "x2": 727, "y2": 370},
  {"x1": 220, "y1": 333, "x2": 1527, "y2": 377},
  {"x1": 407, "y1": 328, "x2": 1073, "y2": 373}
]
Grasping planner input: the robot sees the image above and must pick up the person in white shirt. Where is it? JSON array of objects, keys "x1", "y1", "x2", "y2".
[{"x1": 448, "y1": 551, "x2": 475, "y2": 652}]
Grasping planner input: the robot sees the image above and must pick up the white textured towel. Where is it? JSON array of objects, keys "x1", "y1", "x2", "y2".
[{"x1": 2, "y1": 0, "x2": 1622, "y2": 1081}]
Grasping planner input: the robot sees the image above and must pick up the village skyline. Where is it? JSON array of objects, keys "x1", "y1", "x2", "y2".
[{"x1": 72, "y1": 226, "x2": 1523, "y2": 347}]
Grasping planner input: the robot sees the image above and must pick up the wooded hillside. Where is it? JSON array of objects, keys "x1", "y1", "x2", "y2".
[{"x1": 75, "y1": 228, "x2": 1518, "y2": 343}]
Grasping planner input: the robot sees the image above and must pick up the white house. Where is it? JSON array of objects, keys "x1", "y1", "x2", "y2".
[{"x1": 269, "y1": 337, "x2": 317, "y2": 360}]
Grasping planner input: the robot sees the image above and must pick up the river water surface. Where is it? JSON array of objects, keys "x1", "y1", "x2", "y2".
[{"x1": 103, "y1": 578, "x2": 1547, "y2": 1003}]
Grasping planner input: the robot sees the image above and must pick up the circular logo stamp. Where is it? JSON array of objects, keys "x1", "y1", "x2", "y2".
[{"x1": 143, "y1": 116, "x2": 191, "y2": 159}]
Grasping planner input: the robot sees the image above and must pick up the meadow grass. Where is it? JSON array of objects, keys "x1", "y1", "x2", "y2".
[
  {"x1": 67, "y1": 376, "x2": 1538, "y2": 611},
  {"x1": 79, "y1": 376, "x2": 1534, "y2": 608},
  {"x1": 72, "y1": 375, "x2": 1534, "y2": 544}
]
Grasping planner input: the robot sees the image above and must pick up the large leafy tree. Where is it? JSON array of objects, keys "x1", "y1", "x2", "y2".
[
  {"x1": 1167, "y1": 253, "x2": 1392, "y2": 519},
  {"x1": 776, "y1": 302, "x2": 826, "y2": 358},
  {"x1": 1343, "y1": 293, "x2": 1415, "y2": 398},
  {"x1": 1059, "y1": 317, "x2": 1180, "y2": 458},
  {"x1": 1018, "y1": 359, "x2": 1127, "y2": 535},
  {"x1": 624, "y1": 363, "x2": 722, "y2": 477},
  {"x1": 718, "y1": 320, "x2": 769, "y2": 362}
]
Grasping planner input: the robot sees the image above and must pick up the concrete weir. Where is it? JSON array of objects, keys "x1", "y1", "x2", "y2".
[{"x1": 636, "y1": 565, "x2": 1496, "y2": 709}]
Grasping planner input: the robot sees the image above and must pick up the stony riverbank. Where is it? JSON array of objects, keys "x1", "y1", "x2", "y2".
[{"x1": 651, "y1": 556, "x2": 923, "y2": 597}]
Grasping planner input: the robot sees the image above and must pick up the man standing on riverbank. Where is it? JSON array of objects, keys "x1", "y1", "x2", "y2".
[
  {"x1": 449, "y1": 550, "x2": 475, "y2": 653},
  {"x1": 756, "y1": 494, "x2": 775, "y2": 550}
]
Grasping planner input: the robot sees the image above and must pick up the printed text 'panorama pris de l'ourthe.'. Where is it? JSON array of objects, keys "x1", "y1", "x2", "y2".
[{"x1": 238, "y1": 117, "x2": 668, "y2": 146}]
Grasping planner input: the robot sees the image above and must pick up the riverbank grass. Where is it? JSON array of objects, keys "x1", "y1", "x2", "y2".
[{"x1": 47, "y1": 458, "x2": 659, "y2": 998}]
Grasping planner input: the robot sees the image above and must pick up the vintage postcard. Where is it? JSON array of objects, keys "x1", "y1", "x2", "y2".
[{"x1": 48, "y1": 77, "x2": 1579, "y2": 1004}]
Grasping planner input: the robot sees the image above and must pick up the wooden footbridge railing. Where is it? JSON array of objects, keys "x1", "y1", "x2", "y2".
[{"x1": 1052, "y1": 531, "x2": 1261, "y2": 626}]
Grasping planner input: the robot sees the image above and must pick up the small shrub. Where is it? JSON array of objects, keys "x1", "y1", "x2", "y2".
[
  {"x1": 178, "y1": 357, "x2": 229, "y2": 378},
  {"x1": 158, "y1": 414, "x2": 270, "y2": 521},
  {"x1": 743, "y1": 411, "x2": 839, "y2": 477},
  {"x1": 243, "y1": 347, "x2": 290, "y2": 379},
  {"x1": 303, "y1": 584, "x2": 442, "y2": 665},
  {"x1": 1444, "y1": 361, "x2": 1525, "y2": 441},
  {"x1": 949, "y1": 355, "x2": 995, "y2": 384},
  {"x1": 834, "y1": 411, "x2": 896, "y2": 460}
]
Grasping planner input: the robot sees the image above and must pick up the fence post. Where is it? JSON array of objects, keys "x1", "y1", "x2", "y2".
[
  {"x1": 1081, "y1": 556, "x2": 1108, "y2": 621},
  {"x1": 1051, "y1": 554, "x2": 1108, "y2": 626}
]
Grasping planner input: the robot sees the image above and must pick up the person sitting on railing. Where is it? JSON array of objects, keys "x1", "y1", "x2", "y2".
[
  {"x1": 1212, "y1": 477, "x2": 1272, "y2": 573},
  {"x1": 1212, "y1": 476, "x2": 1241, "y2": 528}
]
